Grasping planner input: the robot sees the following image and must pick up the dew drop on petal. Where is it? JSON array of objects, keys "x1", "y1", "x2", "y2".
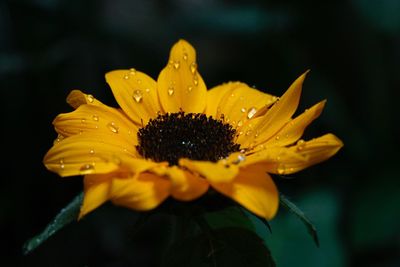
[
  {"x1": 245, "y1": 130, "x2": 252, "y2": 136},
  {"x1": 247, "y1": 107, "x2": 257, "y2": 119},
  {"x1": 187, "y1": 86, "x2": 193, "y2": 92},
  {"x1": 87, "y1": 94, "x2": 94, "y2": 103},
  {"x1": 297, "y1": 139, "x2": 305, "y2": 150},
  {"x1": 107, "y1": 122, "x2": 119, "y2": 133},
  {"x1": 123, "y1": 74, "x2": 129, "y2": 80},
  {"x1": 275, "y1": 135, "x2": 280, "y2": 140},
  {"x1": 173, "y1": 61, "x2": 180, "y2": 69},
  {"x1": 237, "y1": 154, "x2": 246, "y2": 162},
  {"x1": 193, "y1": 76, "x2": 199, "y2": 86},
  {"x1": 190, "y1": 62, "x2": 197, "y2": 74},
  {"x1": 81, "y1": 118, "x2": 86, "y2": 124},
  {"x1": 240, "y1": 107, "x2": 246, "y2": 113},
  {"x1": 168, "y1": 87, "x2": 174, "y2": 96},
  {"x1": 79, "y1": 164, "x2": 95, "y2": 175},
  {"x1": 145, "y1": 88, "x2": 150, "y2": 93},
  {"x1": 129, "y1": 68, "x2": 136, "y2": 75},
  {"x1": 183, "y1": 53, "x2": 188, "y2": 61},
  {"x1": 92, "y1": 114, "x2": 99, "y2": 121},
  {"x1": 133, "y1": 89, "x2": 143, "y2": 103},
  {"x1": 277, "y1": 165, "x2": 286, "y2": 175},
  {"x1": 237, "y1": 120, "x2": 243, "y2": 127},
  {"x1": 89, "y1": 149, "x2": 95, "y2": 155},
  {"x1": 59, "y1": 159, "x2": 65, "y2": 169}
]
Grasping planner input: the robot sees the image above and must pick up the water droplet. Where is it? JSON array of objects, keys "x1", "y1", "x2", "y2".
[
  {"x1": 173, "y1": 61, "x2": 180, "y2": 69},
  {"x1": 247, "y1": 107, "x2": 257, "y2": 119},
  {"x1": 240, "y1": 107, "x2": 246, "y2": 113},
  {"x1": 190, "y1": 62, "x2": 197, "y2": 74},
  {"x1": 87, "y1": 94, "x2": 94, "y2": 103},
  {"x1": 107, "y1": 122, "x2": 119, "y2": 133},
  {"x1": 254, "y1": 131, "x2": 260, "y2": 138},
  {"x1": 168, "y1": 87, "x2": 174, "y2": 96},
  {"x1": 187, "y1": 86, "x2": 193, "y2": 92},
  {"x1": 133, "y1": 89, "x2": 143, "y2": 103},
  {"x1": 245, "y1": 130, "x2": 252, "y2": 136},
  {"x1": 277, "y1": 166, "x2": 285, "y2": 175},
  {"x1": 237, "y1": 154, "x2": 246, "y2": 162},
  {"x1": 297, "y1": 139, "x2": 305, "y2": 150},
  {"x1": 123, "y1": 74, "x2": 129, "y2": 80},
  {"x1": 59, "y1": 159, "x2": 65, "y2": 169},
  {"x1": 193, "y1": 76, "x2": 199, "y2": 86},
  {"x1": 81, "y1": 118, "x2": 86, "y2": 124},
  {"x1": 285, "y1": 133, "x2": 289, "y2": 138},
  {"x1": 237, "y1": 120, "x2": 243, "y2": 127},
  {"x1": 145, "y1": 88, "x2": 150, "y2": 93},
  {"x1": 183, "y1": 53, "x2": 188, "y2": 61},
  {"x1": 79, "y1": 164, "x2": 95, "y2": 175},
  {"x1": 275, "y1": 135, "x2": 280, "y2": 140},
  {"x1": 54, "y1": 135, "x2": 65, "y2": 144},
  {"x1": 89, "y1": 149, "x2": 95, "y2": 155},
  {"x1": 136, "y1": 79, "x2": 142, "y2": 84},
  {"x1": 129, "y1": 68, "x2": 136, "y2": 75},
  {"x1": 92, "y1": 114, "x2": 99, "y2": 121},
  {"x1": 238, "y1": 131, "x2": 243, "y2": 135}
]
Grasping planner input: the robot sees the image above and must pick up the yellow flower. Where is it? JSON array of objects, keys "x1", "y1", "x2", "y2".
[{"x1": 44, "y1": 40, "x2": 343, "y2": 220}]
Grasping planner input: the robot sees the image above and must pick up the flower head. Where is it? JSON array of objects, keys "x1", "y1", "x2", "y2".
[{"x1": 44, "y1": 40, "x2": 343, "y2": 220}]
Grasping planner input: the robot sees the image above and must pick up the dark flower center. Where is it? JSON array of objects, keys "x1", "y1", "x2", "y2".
[{"x1": 136, "y1": 112, "x2": 241, "y2": 166}]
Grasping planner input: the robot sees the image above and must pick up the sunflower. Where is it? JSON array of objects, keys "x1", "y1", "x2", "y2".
[{"x1": 44, "y1": 40, "x2": 343, "y2": 220}]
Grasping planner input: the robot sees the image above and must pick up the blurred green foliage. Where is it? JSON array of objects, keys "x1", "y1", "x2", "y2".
[{"x1": 1, "y1": 0, "x2": 399, "y2": 266}]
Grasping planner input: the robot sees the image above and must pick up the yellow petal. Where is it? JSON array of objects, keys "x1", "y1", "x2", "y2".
[
  {"x1": 110, "y1": 173, "x2": 171, "y2": 211},
  {"x1": 79, "y1": 172, "x2": 121, "y2": 219},
  {"x1": 205, "y1": 82, "x2": 243, "y2": 118},
  {"x1": 54, "y1": 103, "x2": 139, "y2": 147},
  {"x1": 44, "y1": 132, "x2": 134, "y2": 177},
  {"x1": 66, "y1": 90, "x2": 103, "y2": 109},
  {"x1": 244, "y1": 133, "x2": 343, "y2": 175},
  {"x1": 157, "y1": 40, "x2": 207, "y2": 113},
  {"x1": 105, "y1": 69, "x2": 160, "y2": 125},
  {"x1": 239, "y1": 71, "x2": 308, "y2": 148},
  {"x1": 156, "y1": 166, "x2": 209, "y2": 201},
  {"x1": 179, "y1": 158, "x2": 239, "y2": 183},
  {"x1": 210, "y1": 165, "x2": 279, "y2": 219},
  {"x1": 210, "y1": 82, "x2": 277, "y2": 129},
  {"x1": 264, "y1": 100, "x2": 326, "y2": 148}
]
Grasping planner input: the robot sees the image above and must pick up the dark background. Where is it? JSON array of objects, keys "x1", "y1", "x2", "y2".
[{"x1": 1, "y1": 0, "x2": 399, "y2": 266}]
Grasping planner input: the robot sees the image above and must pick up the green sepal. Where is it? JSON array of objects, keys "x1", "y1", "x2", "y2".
[
  {"x1": 23, "y1": 192, "x2": 83, "y2": 254},
  {"x1": 280, "y1": 193, "x2": 320, "y2": 247}
]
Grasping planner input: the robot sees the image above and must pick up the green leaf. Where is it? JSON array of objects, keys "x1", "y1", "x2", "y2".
[
  {"x1": 280, "y1": 193, "x2": 319, "y2": 247},
  {"x1": 23, "y1": 192, "x2": 83, "y2": 254},
  {"x1": 162, "y1": 226, "x2": 275, "y2": 267}
]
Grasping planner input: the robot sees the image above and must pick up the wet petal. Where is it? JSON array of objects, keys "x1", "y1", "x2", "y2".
[
  {"x1": 179, "y1": 158, "x2": 239, "y2": 183},
  {"x1": 66, "y1": 90, "x2": 103, "y2": 109},
  {"x1": 44, "y1": 132, "x2": 135, "y2": 177},
  {"x1": 210, "y1": 82, "x2": 277, "y2": 129},
  {"x1": 110, "y1": 173, "x2": 171, "y2": 211},
  {"x1": 54, "y1": 103, "x2": 139, "y2": 146},
  {"x1": 210, "y1": 165, "x2": 279, "y2": 219},
  {"x1": 105, "y1": 69, "x2": 160, "y2": 125},
  {"x1": 244, "y1": 134, "x2": 343, "y2": 175},
  {"x1": 239, "y1": 71, "x2": 308, "y2": 147},
  {"x1": 157, "y1": 40, "x2": 207, "y2": 113},
  {"x1": 264, "y1": 100, "x2": 326, "y2": 147}
]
